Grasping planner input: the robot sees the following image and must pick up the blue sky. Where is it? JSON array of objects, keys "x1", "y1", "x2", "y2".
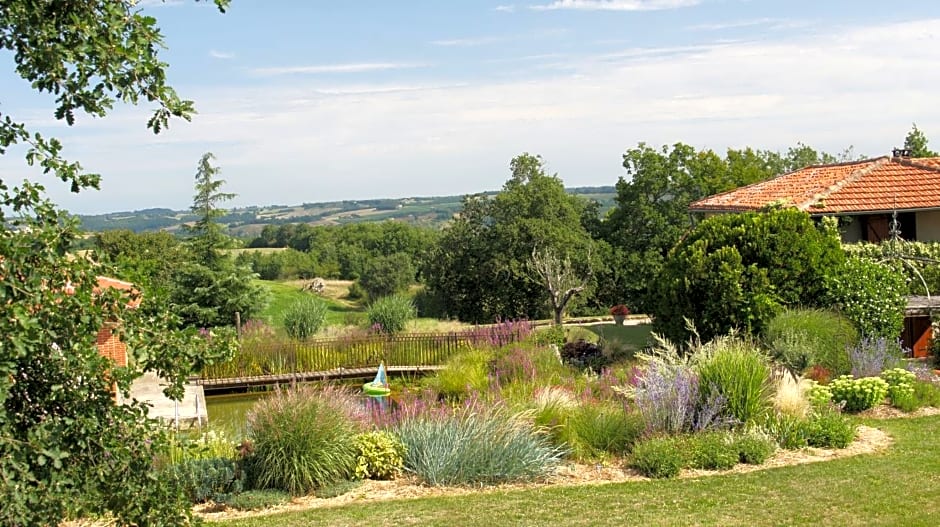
[{"x1": 3, "y1": 0, "x2": 940, "y2": 214}]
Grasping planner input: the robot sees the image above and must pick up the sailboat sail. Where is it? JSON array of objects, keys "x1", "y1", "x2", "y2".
[{"x1": 372, "y1": 362, "x2": 388, "y2": 387}]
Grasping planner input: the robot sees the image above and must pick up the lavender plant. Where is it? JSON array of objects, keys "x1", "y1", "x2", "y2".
[
  {"x1": 632, "y1": 359, "x2": 701, "y2": 434},
  {"x1": 849, "y1": 337, "x2": 904, "y2": 378},
  {"x1": 464, "y1": 318, "x2": 534, "y2": 347}
]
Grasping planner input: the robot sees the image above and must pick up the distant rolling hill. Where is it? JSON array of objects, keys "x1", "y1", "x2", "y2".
[{"x1": 75, "y1": 186, "x2": 617, "y2": 236}]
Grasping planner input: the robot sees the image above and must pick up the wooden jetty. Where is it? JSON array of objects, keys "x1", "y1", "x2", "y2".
[{"x1": 194, "y1": 364, "x2": 445, "y2": 393}]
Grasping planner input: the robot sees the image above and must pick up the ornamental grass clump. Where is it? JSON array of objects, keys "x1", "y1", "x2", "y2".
[
  {"x1": 424, "y1": 349, "x2": 491, "y2": 401},
  {"x1": 282, "y1": 297, "x2": 328, "y2": 341},
  {"x1": 764, "y1": 308, "x2": 857, "y2": 376},
  {"x1": 394, "y1": 402, "x2": 564, "y2": 486},
  {"x1": 367, "y1": 294, "x2": 416, "y2": 334},
  {"x1": 772, "y1": 371, "x2": 812, "y2": 418},
  {"x1": 566, "y1": 401, "x2": 643, "y2": 460},
  {"x1": 245, "y1": 385, "x2": 363, "y2": 495},
  {"x1": 694, "y1": 337, "x2": 771, "y2": 425}
]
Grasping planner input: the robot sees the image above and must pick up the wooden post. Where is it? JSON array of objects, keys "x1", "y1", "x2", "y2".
[{"x1": 235, "y1": 311, "x2": 241, "y2": 340}]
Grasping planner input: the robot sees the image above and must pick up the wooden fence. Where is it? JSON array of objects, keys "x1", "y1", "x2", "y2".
[{"x1": 199, "y1": 332, "x2": 479, "y2": 381}]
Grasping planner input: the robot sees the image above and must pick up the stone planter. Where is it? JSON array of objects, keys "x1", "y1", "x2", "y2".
[{"x1": 613, "y1": 314, "x2": 626, "y2": 326}]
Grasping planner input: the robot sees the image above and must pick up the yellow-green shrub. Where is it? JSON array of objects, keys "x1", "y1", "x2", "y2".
[{"x1": 354, "y1": 431, "x2": 406, "y2": 480}]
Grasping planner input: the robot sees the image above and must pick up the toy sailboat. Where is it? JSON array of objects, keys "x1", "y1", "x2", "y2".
[{"x1": 362, "y1": 362, "x2": 391, "y2": 397}]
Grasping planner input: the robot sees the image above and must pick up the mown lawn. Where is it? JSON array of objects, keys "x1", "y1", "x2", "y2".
[{"x1": 220, "y1": 415, "x2": 940, "y2": 526}]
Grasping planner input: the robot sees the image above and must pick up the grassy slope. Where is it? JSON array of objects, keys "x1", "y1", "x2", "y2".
[
  {"x1": 221, "y1": 415, "x2": 940, "y2": 527},
  {"x1": 257, "y1": 280, "x2": 362, "y2": 328}
]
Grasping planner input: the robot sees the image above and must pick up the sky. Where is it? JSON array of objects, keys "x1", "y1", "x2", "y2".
[{"x1": 3, "y1": 0, "x2": 940, "y2": 214}]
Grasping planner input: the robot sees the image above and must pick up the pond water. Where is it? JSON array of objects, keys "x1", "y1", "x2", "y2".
[
  {"x1": 204, "y1": 389, "x2": 396, "y2": 437},
  {"x1": 204, "y1": 392, "x2": 268, "y2": 436}
]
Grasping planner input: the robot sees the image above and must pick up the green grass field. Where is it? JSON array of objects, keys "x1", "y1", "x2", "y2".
[
  {"x1": 220, "y1": 415, "x2": 940, "y2": 526},
  {"x1": 256, "y1": 280, "x2": 364, "y2": 329}
]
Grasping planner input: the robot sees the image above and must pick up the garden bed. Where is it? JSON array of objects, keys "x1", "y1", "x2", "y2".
[{"x1": 196, "y1": 425, "x2": 891, "y2": 522}]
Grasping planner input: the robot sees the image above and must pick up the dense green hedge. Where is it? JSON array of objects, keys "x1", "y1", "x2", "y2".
[{"x1": 653, "y1": 209, "x2": 844, "y2": 342}]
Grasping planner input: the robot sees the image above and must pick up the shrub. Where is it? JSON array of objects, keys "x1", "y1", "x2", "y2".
[
  {"x1": 694, "y1": 338, "x2": 771, "y2": 425},
  {"x1": 764, "y1": 308, "x2": 857, "y2": 375},
  {"x1": 220, "y1": 489, "x2": 290, "y2": 511},
  {"x1": 561, "y1": 339, "x2": 604, "y2": 369},
  {"x1": 849, "y1": 338, "x2": 904, "y2": 378},
  {"x1": 806, "y1": 382, "x2": 833, "y2": 410},
  {"x1": 882, "y1": 368, "x2": 917, "y2": 409},
  {"x1": 829, "y1": 375, "x2": 888, "y2": 413},
  {"x1": 686, "y1": 431, "x2": 739, "y2": 470},
  {"x1": 654, "y1": 209, "x2": 844, "y2": 343},
  {"x1": 844, "y1": 240, "x2": 940, "y2": 296},
  {"x1": 824, "y1": 256, "x2": 907, "y2": 340},
  {"x1": 367, "y1": 294, "x2": 416, "y2": 334},
  {"x1": 354, "y1": 431, "x2": 406, "y2": 480},
  {"x1": 282, "y1": 297, "x2": 328, "y2": 341},
  {"x1": 166, "y1": 457, "x2": 242, "y2": 504},
  {"x1": 167, "y1": 428, "x2": 237, "y2": 464},
  {"x1": 909, "y1": 379, "x2": 940, "y2": 410},
  {"x1": 246, "y1": 386, "x2": 362, "y2": 495},
  {"x1": 531, "y1": 324, "x2": 566, "y2": 347},
  {"x1": 394, "y1": 404, "x2": 564, "y2": 486},
  {"x1": 358, "y1": 253, "x2": 416, "y2": 300},
  {"x1": 734, "y1": 431, "x2": 777, "y2": 464},
  {"x1": 806, "y1": 407, "x2": 856, "y2": 448},
  {"x1": 346, "y1": 281, "x2": 367, "y2": 300},
  {"x1": 566, "y1": 403, "x2": 643, "y2": 459},
  {"x1": 631, "y1": 436, "x2": 685, "y2": 479}
]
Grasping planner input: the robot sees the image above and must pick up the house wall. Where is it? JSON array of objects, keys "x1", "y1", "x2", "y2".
[
  {"x1": 96, "y1": 325, "x2": 128, "y2": 368},
  {"x1": 915, "y1": 210, "x2": 940, "y2": 241}
]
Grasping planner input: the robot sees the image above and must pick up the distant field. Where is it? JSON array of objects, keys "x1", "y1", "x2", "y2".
[{"x1": 75, "y1": 186, "x2": 615, "y2": 233}]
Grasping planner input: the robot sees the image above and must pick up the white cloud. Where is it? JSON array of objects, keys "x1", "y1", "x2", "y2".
[
  {"x1": 495, "y1": 4, "x2": 516, "y2": 12},
  {"x1": 687, "y1": 17, "x2": 779, "y2": 31},
  {"x1": 431, "y1": 28, "x2": 567, "y2": 47},
  {"x1": 431, "y1": 36, "x2": 505, "y2": 47},
  {"x1": 208, "y1": 49, "x2": 235, "y2": 60},
  {"x1": 250, "y1": 62, "x2": 426, "y2": 76},
  {"x1": 530, "y1": 0, "x2": 701, "y2": 11}
]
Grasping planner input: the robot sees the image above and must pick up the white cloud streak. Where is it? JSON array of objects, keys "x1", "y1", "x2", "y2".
[
  {"x1": 530, "y1": 0, "x2": 701, "y2": 11},
  {"x1": 495, "y1": 5, "x2": 516, "y2": 12},
  {"x1": 208, "y1": 49, "x2": 235, "y2": 59},
  {"x1": 250, "y1": 62, "x2": 425, "y2": 76}
]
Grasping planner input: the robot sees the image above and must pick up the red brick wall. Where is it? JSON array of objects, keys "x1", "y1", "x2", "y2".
[{"x1": 96, "y1": 325, "x2": 128, "y2": 368}]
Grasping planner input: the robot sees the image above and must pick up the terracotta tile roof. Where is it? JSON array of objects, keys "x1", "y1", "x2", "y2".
[
  {"x1": 689, "y1": 156, "x2": 940, "y2": 214},
  {"x1": 94, "y1": 276, "x2": 142, "y2": 308}
]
